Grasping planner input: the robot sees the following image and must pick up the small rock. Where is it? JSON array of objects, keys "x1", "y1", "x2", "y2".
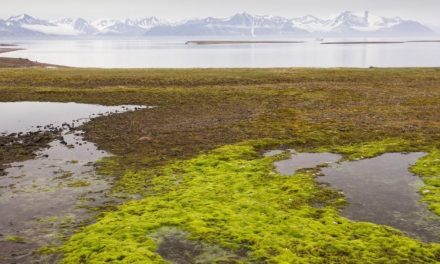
[{"x1": 138, "y1": 136, "x2": 152, "y2": 142}]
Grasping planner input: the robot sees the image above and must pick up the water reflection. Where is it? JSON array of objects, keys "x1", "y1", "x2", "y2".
[
  {"x1": 2, "y1": 38, "x2": 440, "y2": 68},
  {"x1": 0, "y1": 101, "x2": 146, "y2": 134},
  {"x1": 319, "y1": 153, "x2": 440, "y2": 242},
  {"x1": 269, "y1": 149, "x2": 440, "y2": 242},
  {"x1": 0, "y1": 102, "x2": 147, "y2": 263},
  {"x1": 271, "y1": 150, "x2": 342, "y2": 175}
]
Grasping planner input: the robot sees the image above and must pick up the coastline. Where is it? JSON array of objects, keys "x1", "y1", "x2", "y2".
[
  {"x1": 185, "y1": 40, "x2": 305, "y2": 45},
  {"x1": 0, "y1": 47, "x2": 23, "y2": 54},
  {"x1": 321, "y1": 41, "x2": 405, "y2": 44},
  {"x1": 0, "y1": 46, "x2": 67, "y2": 68}
]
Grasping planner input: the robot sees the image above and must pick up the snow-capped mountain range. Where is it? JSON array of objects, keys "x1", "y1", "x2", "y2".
[{"x1": 0, "y1": 12, "x2": 435, "y2": 38}]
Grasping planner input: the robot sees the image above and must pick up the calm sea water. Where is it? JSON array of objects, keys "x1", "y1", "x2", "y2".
[{"x1": 2, "y1": 38, "x2": 440, "y2": 68}]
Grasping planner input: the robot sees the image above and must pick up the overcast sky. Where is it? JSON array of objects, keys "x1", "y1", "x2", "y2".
[{"x1": 1, "y1": 0, "x2": 439, "y2": 26}]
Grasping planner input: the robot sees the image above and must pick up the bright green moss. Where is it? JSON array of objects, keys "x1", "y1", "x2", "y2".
[
  {"x1": 411, "y1": 149, "x2": 440, "y2": 215},
  {"x1": 2, "y1": 68, "x2": 440, "y2": 263},
  {"x1": 328, "y1": 138, "x2": 412, "y2": 160},
  {"x1": 5, "y1": 236, "x2": 26, "y2": 243},
  {"x1": 61, "y1": 143, "x2": 440, "y2": 263},
  {"x1": 38, "y1": 245, "x2": 60, "y2": 255},
  {"x1": 67, "y1": 180, "x2": 91, "y2": 188}
]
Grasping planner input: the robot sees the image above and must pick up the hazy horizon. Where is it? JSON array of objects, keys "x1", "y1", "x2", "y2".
[{"x1": 1, "y1": 0, "x2": 439, "y2": 27}]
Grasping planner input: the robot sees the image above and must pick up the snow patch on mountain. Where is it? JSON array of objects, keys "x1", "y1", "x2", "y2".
[
  {"x1": 21, "y1": 24, "x2": 80, "y2": 36},
  {"x1": 0, "y1": 12, "x2": 436, "y2": 37}
]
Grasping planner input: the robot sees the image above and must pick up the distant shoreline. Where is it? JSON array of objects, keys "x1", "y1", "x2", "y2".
[
  {"x1": 185, "y1": 40, "x2": 305, "y2": 45},
  {"x1": 186, "y1": 40, "x2": 440, "y2": 46},
  {"x1": 0, "y1": 46, "x2": 67, "y2": 68},
  {"x1": 0, "y1": 40, "x2": 438, "y2": 68},
  {"x1": 321, "y1": 41, "x2": 405, "y2": 45},
  {"x1": 0, "y1": 44, "x2": 18, "y2": 47},
  {"x1": 406, "y1": 40, "x2": 440, "y2": 43},
  {"x1": 321, "y1": 40, "x2": 440, "y2": 45},
  {"x1": 0, "y1": 47, "x2": 23, "y2": 54}
]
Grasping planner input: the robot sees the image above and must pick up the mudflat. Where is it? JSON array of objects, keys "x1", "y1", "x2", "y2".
[
  {"x1": 0, "y1": 48, "x2": 65, "y2": 68},
  {"x1": 0, "y1": 57, "x2": 65, "y2": 68},
  {"x1": 0, "y1": 48, "x2": 23, "y2": 54}
]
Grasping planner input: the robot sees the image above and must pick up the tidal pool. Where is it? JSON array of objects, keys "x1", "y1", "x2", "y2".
[
  {"x1": 0, "y1": 102, "x2": 147, "y2": 263},
  {"x1": 319, "y1": 153, "x2": 440, "y2": 242},
  {"x1": 0, "y1": 101, "x2": 145, "y2": 134},
  {"x1": 270, "y1": 150, "x2": 440, "y2": 242},
  {"x1": 151, "y1": 227, "x2": 245, "y2": 264},
  {"x1": 269, "y1": 150, "x2": 342, "y2": 175}
]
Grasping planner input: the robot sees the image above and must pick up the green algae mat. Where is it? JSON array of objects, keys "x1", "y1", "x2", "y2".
[{"x1": 1, "y1": 68, "x2": 440, "y2": 263}]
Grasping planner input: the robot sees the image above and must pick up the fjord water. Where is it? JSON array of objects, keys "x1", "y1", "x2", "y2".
[{"x1": 2, "y1": 38, "x2": 440, "y2": 68}]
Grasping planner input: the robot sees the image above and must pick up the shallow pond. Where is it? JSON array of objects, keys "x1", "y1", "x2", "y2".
[
  {"x1": 320, "y1": 153, "x2": 440, "y2": 242},
  {"x1": 0, "y1": 102, "x2": 147, "y2": 263},
  {"x1": 270, "y1": 150, "x2": 440, "y2": 242},
  {"x1": 0, "y1": 101, "x2": 145, "y2": 134},
  {"x1": 267, "y1": 150, "x2": 342, "y2": 175}
]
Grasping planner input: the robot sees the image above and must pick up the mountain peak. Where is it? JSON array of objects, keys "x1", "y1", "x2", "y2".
[
  {"x1": 0, "y1": 12, "x2": 435, "y2": 37},
  {"x1": 296, "y1": 15, "x2": 321, "y2": 23},
  {"x1": 8, "y1": 14, "x2": 33, "y2": 20},
  {"x1": 7, "y1": 14, "x2": 36, "y2": 23},
  {"x1": 6, "y1": 13, "x2": 52, "y2": 27},
  {"x1": 237, "y1": 12, "x2": 253, "y2": 17}
]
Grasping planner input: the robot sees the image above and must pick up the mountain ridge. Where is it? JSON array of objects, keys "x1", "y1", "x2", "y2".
[{"x1": 0, "y1": 11, "x2": 435, "y2": 37}]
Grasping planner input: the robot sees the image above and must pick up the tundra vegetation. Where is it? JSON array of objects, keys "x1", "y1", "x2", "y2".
[{"x1": 1, "y1": 68, "x2": 440, "y2": 263}]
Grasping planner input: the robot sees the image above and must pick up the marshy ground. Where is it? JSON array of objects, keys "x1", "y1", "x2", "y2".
[
  {"x1": 0, "y1": 102, "x2": 146, "y2": 263},
  {"x1": 1, "y1": 68, "x2": 440, "y2": 263}
]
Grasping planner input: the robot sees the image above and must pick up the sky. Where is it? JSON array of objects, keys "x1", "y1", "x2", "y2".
[{"x1": 1, "y1": 0, "x2": 439, "y2": 26}]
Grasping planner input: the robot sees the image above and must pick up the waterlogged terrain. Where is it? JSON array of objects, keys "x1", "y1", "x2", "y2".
[
  {"x1": 0, "y1": 102, "x2": 146, "y2": 263},
  {"x1": 0, "y1": 130, "x2": 111, "y2": 263},
  {"x1": 268, "y1": 150, "x2": 342, "y2": 175},
  {"x1": 59, "y1": 143, "x2": 440, "y2": 263},
  {"x1": 0, "y1": 102, "x2": 145, "y2": 134},
  {"x1": 270, "y1": 150, "x2": 440, "y2": 242},
  {"x1": 320, "y1": 153, "x2": 440, "y2": 242},
  {"x1": 0, "y1": 69, "x2": 440, "y2": 263}
]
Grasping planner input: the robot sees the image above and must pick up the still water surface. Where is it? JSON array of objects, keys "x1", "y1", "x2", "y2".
[
  {"x1": 319, "y1": 153, "x2": 440, "y2": 242},
  {"x1": 269, "y1": 150, "x2": 440, "y2": 242},
  {"x1": 0, "y1": 101, "x2": 145, "y2": 134},
  {"x1": 0, "y1": 102, "x2": 147, "y2": 263},
  {"x1": 2, "y1": 38, "x2": 440, "y2": 68}
]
